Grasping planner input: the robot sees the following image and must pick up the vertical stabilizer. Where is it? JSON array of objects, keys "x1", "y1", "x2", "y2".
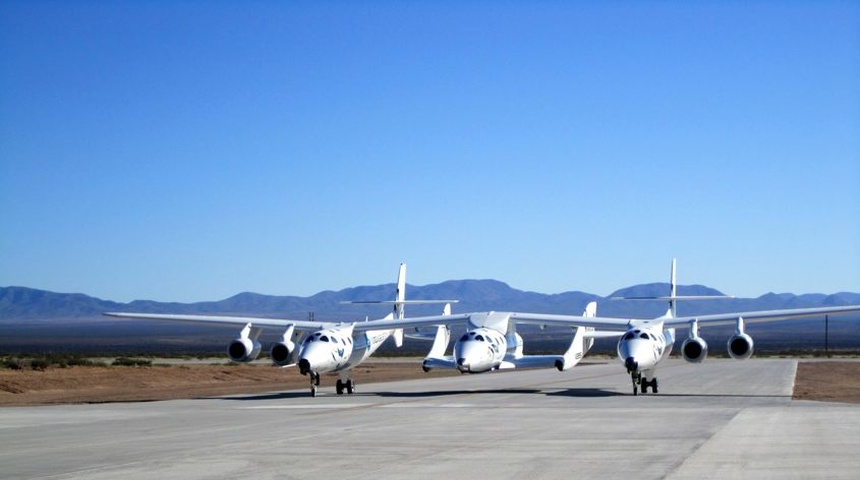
[
  {"x1": 583, "y1": 301, "x2": 597, "y2": 318},
  {"x1": 392, "y1": 263, "x2": 406, "y2": 347},
  {"x1": 668, "y1": 258, "x2": 678, "y2": 318}
]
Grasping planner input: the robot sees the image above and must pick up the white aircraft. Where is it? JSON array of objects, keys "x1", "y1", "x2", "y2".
[
  {"x1": 409, "y1": 302, "x2": 602, "y2": 374},
  {"x1": 105, "y1": 263, "x2": 452, "y2": 396},
  {"x1": 355, "y1": 259, "x2": 860, "y2": 395}
]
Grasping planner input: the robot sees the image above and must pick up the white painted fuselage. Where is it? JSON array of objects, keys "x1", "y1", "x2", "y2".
[
  {"x1": 297, "y1": 325, "x2": 355, "y2": 376},
  {"x1": 454, "y1": 327, "x2": 507, "y2": 373},
  {"x1": 616, "y1": 321, "x2": 675, "y2": 377}
]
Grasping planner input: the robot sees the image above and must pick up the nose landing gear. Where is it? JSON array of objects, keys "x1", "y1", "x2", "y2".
[
  {"x1": 630, "y1": 371, "x2": 659, "y2": 395},
  {"x1": 309, "y1": 371, "x2": 320, "y2": 397}
]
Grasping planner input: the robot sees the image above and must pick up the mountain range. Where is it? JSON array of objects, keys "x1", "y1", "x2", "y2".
[
  {"x1": 2, "y1": 281, "x2": 859, "y2": 321},
  {"x1": 2, "y1": 282, "x2": 859, "y2": 355}
]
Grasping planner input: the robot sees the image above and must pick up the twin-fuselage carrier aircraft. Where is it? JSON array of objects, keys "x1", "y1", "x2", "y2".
[
  {"x1": 107, "y1": 261, "x2": 860, "y2": 396},
  {"x1": 106, "y1": 264, "x2": 453, "y2": 396},
  {"x1": 351, "y1": 259, "x2": 860, "y2": 395}
]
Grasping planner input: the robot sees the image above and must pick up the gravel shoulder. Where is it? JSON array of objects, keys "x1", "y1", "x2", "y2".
[{"x1": 1, "y1": 359, "x2": 856, "y2": 406}]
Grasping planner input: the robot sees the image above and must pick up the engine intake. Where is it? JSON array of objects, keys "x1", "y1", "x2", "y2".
[
  {"x1": 227, "y1": 337, "x2": 262, "y2": 363},
  {"x1": 727, "y1": 333, "x2": 754, "y2": 360},
  {"x1": 270, "y1": 341, "x2": 296, "y2": 367},
  {"x1": 681, "y1": 336, "x2": 708, "y2": 363}
]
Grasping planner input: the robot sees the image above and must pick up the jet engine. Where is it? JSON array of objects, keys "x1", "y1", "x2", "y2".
[
  {"x1": 681, "y1": 319, "x2": 708, "y2": 363},
  {"x1": 270, "y1": 326, "x2": 298, "y2": 367},
  {"x1": 227, "y1": 337, "x2": 262, "y2": 363},
  {"x1": 681, "y1": 336, "x2": 708, "y2": 363},
  {"x1": 727, "y1": 333, "x2": 754, "y2": 360},
  {"x1": 726, "y1": 316, "x2": 754, "y2": 360},
  {"x1": 270, "y1": 340, "x2": 296, "y2": 367}
]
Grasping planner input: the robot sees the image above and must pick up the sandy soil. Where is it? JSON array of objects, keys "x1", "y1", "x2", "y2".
[
  {"x1": 0, "y1": 359, "x2": 856, "y2": 406},
  {"x1": 0, "y1": 360, "x2": 453, "y2": 406},
  {"x1": 793, "y1": 361, "x2": 860, "y2": 404}
]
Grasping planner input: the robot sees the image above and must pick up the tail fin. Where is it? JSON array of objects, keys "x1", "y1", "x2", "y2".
[
  {"x1": 583, "y1": 301, "x2": 597, "y2": 318},
  {"x1": 669, "y1": 258, "x2": 678, "y2": 318},
  {"x1": 342, "y1": 263, "x2": 458, "y2": 345},
  {"x1": 392, "y1": 263, "x2": 406, "y2": 346},
  {"x1": 612, "y1": 259, "x2": 732, "y2": 319},
  {"x1": 393, "y1": 263, "x2": 407, "y2": 319}
]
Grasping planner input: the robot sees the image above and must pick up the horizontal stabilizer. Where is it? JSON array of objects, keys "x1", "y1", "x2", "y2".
[
  {"x1": 506, "y1": 355, "x2": 564, "y2": 370},
  {"x1": 611, "y1": 295, "x2": 733, "y2": 301},
  {"x1": 422, "y1": 356, "x2": 456, "y2": 372},
  {"x1": 584, "y1": 330, "x2": 625, "y2": 339},
  {"x1": 342, "y1": 300, "x2": 459, "y2": 305}
]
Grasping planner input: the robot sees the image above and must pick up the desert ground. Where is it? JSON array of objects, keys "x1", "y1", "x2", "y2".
[{"x1": 0, "y1": 358, "x2": 857, "y2": 406}]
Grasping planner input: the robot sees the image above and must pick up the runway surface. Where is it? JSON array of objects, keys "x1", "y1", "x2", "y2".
[{"x1": 2, "y1": 359, "x2": 858, "y2": 479}]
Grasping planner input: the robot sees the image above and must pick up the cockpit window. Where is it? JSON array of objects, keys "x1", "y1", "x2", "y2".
[
  {"x1": 640, "y1": 333, "x2": 649, "y2": 339},
  {"x1": 460, "y1": 334, "x2": 469, "y2": 342},
  {"x1": 320, "y1": 335, "x2": 330, "y2": 342},
  {"x1": 623, "y1": 332, "x2": 635, "y2": 340},
  {"x1": 475, "y1": 335, "x2": 484, "y2": 342}
]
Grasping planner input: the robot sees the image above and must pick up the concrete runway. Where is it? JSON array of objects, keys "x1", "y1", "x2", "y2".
[{"x1": 1, "y1": 359, "x2": 858, "y2": 479}]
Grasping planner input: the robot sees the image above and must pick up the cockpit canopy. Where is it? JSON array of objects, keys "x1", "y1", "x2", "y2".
[
  {"x1": 457, "y1": 330, "x2": 503, "y2": 346},
  {"x1": 303, "y1": 331, "x2": 353, "y2": 345},
  {"x1": 622, "y1": 329, "x2": 658, "y2": 341},
  {"x1": 460, "y1": 331, "x2": 486, "y2": 342}
]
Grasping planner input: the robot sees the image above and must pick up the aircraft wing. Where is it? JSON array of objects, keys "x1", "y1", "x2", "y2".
[
  {"x1": 106, "y1": 303, "x2": 860, "y2": 334},
  {"x1": 509, "y1": 305, "x2": 860, "y2": 330},
  {"x1": 357, "y1": 313, "x2": 473, "y2": 331},
  {"x1": 104, "y1": 310, "x2": 476, "y2": 334},
  {"x1": 358, "y1": 304, "x2": 860, "y2": 333},
  {"x1": 103, "y1": 312, "x2": 335, "y2": 331},
  {"x1": 663, "y1": 305, "x2": 860, "y2": 328},
  {"x1": 357, "y1": 310, "x2": 631, "y2": 331}
]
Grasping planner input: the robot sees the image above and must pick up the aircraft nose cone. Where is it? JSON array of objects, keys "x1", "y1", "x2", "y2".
[
  {"x1": 298, "y1": 358, "x2": 311, "y2": 375},
  {"x1": 457, "y1": 358, "x2": 470, "y2": 372}
]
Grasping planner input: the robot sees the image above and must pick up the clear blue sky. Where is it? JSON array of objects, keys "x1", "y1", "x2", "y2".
[{"x1": 1, "y1": 1, "x2": 858, "y2": 303}]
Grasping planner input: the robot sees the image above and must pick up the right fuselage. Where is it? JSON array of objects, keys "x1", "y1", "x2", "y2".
[{"x1": 616, "y1": 323, "x2": 673, "y2": 375}]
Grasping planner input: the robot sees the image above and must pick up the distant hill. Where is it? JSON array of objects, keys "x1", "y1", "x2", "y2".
[
  {"x1": 2, "y1": 282, "x2": 859, "y2": 321},
  {"x1": 2, "y1": 282, "x2": 859, "y2": 355}
]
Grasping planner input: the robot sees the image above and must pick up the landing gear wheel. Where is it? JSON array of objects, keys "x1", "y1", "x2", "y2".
[
  {"x1": 309, "y1": 372, "x2": 320, "y2": 397},
  {"x1": 631, "y1": 372, "x2": 641, "y2": 396},
  {"x1": 633, "y1": 385, "x2": 638, "y2": 396},
  {"x1": 336, "y1": 379, "x2": 344, "y2": 395},
  {"x1": 652, "y1": 379, "x2": 659, "y2": 394},
  {"x1": 346, "y1": 379, "x2": 355, "y2": 395}
]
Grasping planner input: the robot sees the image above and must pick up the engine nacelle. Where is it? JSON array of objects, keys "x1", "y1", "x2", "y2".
[
  {"x1": 727, "y1": 333, "x2": 754, "y2": 360},
  {"x1": 270, "y1": 341, "x2": 296, "y2": 367},
  {"x1": 227, "y1": 337, "x2": 262, "y2": 363},
  {"x1": 681, "y1": 336, "x2": 708, "y2": 363}
]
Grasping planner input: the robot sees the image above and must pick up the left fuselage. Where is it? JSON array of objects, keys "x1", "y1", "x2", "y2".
[
  {"x1": 297, "y1": 325, "x2": 395, "y2": 376},
  {"x1": 297, "y1": 326, "x2": 355, "y2": 376}
]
